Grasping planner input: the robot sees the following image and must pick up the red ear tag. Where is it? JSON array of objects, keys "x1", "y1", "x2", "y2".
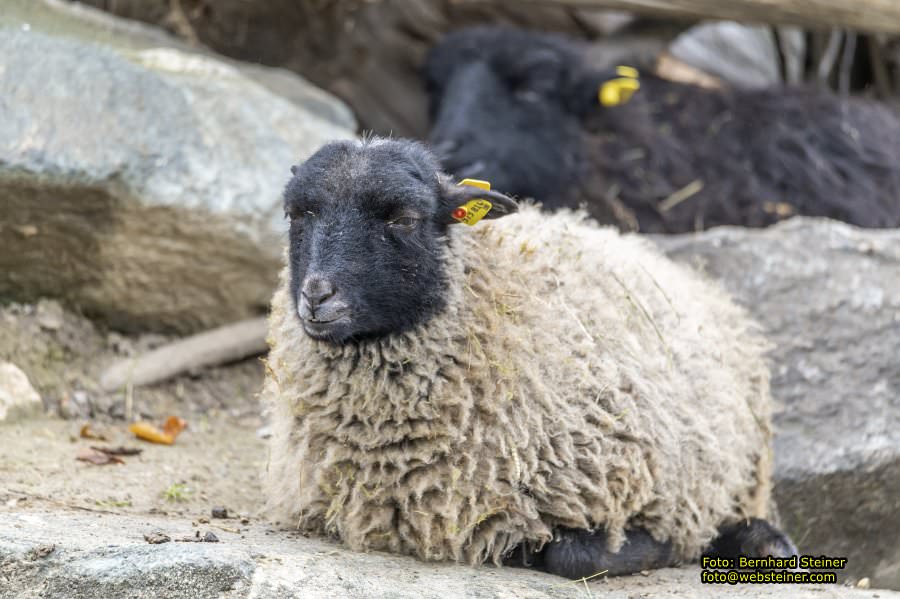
[{"x1": 452, "y1": 207, "x2": 468, "y2": 220}]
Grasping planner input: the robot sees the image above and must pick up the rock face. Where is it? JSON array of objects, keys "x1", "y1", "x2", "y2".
[
  {"x1": 1, "y1": 510, "x2": 896, "y2": 599},
  {"x1": 0, "y1": 362, "x2": 42, "y2": 422},
  {"x1": 657, "y1": 217, "x2": 900, "y2": 590},
  {"x1": 0, "y1": 21, "x2": 355, "y2": 333}
]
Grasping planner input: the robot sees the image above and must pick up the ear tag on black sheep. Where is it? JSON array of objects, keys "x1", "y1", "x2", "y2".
[
  {"x1": 452, "y1": 179, "x2": 493, "y2": 225},
  {"x1": 599, "y1": 65, "x2": 640, "y2": 107}
]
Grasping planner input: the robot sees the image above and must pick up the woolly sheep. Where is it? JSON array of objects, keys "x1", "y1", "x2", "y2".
[
  {"x1": 425, "y1": 26, "x2": 900, "y2": 233},
  {"x1": 262, "y1": 137, "x2": 796, "y2": 578}
]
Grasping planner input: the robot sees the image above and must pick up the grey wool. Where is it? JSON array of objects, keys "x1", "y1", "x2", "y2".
[{"x1": 262, "y1": 205, "x2": 774, "y2": 566}]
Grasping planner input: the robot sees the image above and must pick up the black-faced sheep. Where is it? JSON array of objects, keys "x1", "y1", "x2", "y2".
[
  {"x1": 262, "y1": 137, "x2": 796, "y2": 579},
  {"x1": 425, "y1": 26, "x2": 900, "y2": 233}
]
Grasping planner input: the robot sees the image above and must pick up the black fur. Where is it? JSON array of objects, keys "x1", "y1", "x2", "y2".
[
  {"x1": 505, "y1": 527, "x2": 677, "y2": 579},
  {"x1": 703, "y1": 518, "x2": 798, "y2": 562},
  {"x1": 426, "y1": 26, "x2": 900, "y2": 232},
  {"x1": 283, "y1": 138, "x2": 517, "y2": 343},
  {"x1": 506, "y1": 518, "x2": 797, "y2": 579}
]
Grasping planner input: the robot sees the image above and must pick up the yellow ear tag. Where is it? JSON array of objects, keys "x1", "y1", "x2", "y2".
[
  {"x1": 453, "y1": 179, "x2": 493, "y2": 226},
  {"x1": 599, "y1": 66, "x2": 640, "y2": 107},
  {"x1": 616, "y1": 65, "x2": 639, "y2": 79},
  {"x1": 599, "y1": 77, "x2": 641, "y2": 107}
]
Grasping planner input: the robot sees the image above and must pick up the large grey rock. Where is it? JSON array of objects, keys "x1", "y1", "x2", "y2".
[
  {"x1": 0, "y1": 0, "x2": 356, "y2": 132},
  {"x1": 0, "y1": 362, "x2": 42, "y2": 422},
  {"x1": 0, "y1": 509, "x2": 894, "y2": 599},
  {"x1": 0, "y1": 24, "x2": 354, "y2": 333},
  {"x1": 657, "y1": 217, "x2": 900, "y2": 589}
]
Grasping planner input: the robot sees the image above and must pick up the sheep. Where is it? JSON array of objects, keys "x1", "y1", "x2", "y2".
[
  {"x1": 425, "y1": 26, "x2": 900, "y2": 233},
  {"x1": 261, "y1": 137, "x2": 797, "y2": 579}
]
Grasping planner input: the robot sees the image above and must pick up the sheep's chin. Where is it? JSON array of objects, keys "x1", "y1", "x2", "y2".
[{"x1": 301, "y1": 317, "x2": 354, "y2": 343}]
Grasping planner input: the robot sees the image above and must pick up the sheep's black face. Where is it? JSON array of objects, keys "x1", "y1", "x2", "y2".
[
  {"x1": 284, "y1": 139, "x2": 517, "y2": 344},
  {"x1": 425, "y1": 27, "x2": 593, "y2": 207}
]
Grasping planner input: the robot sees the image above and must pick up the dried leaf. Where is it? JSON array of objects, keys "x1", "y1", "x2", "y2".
[
  {"x1": 162, "y1": 416, "x2": 187, "y2": 439},
  {"x1": 91, "y1": 445, "x2": 143, "y2": 456},
  {"x1": 76, "y1": 447, "x2": 124, "y2": 465},
  {"x1": 79, "y1": 423, "x2": 108, "y2": 441},
  {"x1": 128, "y1": 422, "x2": 174, "y2": 445}
]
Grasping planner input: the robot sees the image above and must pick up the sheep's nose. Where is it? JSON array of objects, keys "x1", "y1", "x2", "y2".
[{"x1": 300, "y1": 275, "x2": 337, "y2": 320}]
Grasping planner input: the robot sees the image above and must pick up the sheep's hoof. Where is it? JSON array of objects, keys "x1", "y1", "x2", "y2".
[
  {"x1": 507, "y1": 527, "x2": 675, "y2": 580},
  {"x1": 704, "y1": 518, "x2": 798, "y2": 561}
]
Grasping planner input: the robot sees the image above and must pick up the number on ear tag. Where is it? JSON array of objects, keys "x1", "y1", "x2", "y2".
[{"x1": 453, "y1": 179, "x2": 493, "y2": 225}]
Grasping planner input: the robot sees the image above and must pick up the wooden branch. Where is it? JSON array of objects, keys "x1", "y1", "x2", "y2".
[
  {"x1": 100, "y1": 317, "x2": 268, "y2": 392},
  {"x1": 510, "y1": 0, "x2": 900, "y2": 34}
]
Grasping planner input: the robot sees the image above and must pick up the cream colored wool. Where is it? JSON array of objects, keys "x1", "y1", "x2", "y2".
[{"x1": 262, "y1": 205, "x2": 773, "y2": 567}]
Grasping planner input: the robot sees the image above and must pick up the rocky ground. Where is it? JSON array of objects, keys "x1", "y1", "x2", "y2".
[{"x1": 2, "y1": 508, "x2": 895, "y2": 599}]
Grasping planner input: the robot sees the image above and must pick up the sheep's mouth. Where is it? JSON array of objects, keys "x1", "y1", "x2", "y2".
[{"x1": 301, "y1": 314, "x2": 353, "y2": 341}]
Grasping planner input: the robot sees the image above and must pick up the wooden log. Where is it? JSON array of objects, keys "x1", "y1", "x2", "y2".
[
  {"x1": 100, "y1": 317, "x2": 268, "y2": 392},
  {"x1": 513, "y1": 0, "x2": 900, "y2": 34}
]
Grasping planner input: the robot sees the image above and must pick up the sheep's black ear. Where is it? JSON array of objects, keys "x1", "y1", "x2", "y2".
[
  {"x1": 437, "y1": 176, "x2": 518, "y2": 225},
  {"x1": 290, "y1": 164, "x2": 300, "y2": 176}
]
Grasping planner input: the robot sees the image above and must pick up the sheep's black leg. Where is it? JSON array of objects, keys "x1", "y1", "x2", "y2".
[
  {"x1": 505, "y1": 527, "x2": 676, "y2": 579},
  {"x1": 505, "y1": 518, "x2": 796, "y2": 579},
  {"x1": 703, "y1": 518, "x2": 798, "y2": 561}
]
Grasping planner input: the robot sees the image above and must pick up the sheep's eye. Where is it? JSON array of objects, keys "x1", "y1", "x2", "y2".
[
  {"x1": 286, "y1": 209, "x2": 315, "y2": 222},
  {"x1": 388, "y1": 216, "x2": 419, "y2": 229}
]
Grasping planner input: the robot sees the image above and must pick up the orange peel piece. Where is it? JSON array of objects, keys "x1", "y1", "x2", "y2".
[
  {"x1": 129, "y1": 422, "x2": 175, "y2": 445},
  {"x1": 162, "y1": 416, "x2": 187, "y2": 438}
]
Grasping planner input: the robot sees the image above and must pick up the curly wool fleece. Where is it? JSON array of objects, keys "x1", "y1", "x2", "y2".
[{"x1": 262, "y1": 205, "x2": 773, "y2": 566}]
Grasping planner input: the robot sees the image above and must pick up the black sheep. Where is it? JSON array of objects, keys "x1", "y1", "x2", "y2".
[{"x1": 425, "y1": 26, "x2": 900, "y2": 233}]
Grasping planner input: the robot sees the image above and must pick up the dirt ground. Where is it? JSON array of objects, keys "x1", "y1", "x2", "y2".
[
  {"x1": 1, "y1": 299, "x2": 268, "y2": 521},
  {"x1": 1, "y1": 418, "x2": 266, "y2": 520}
]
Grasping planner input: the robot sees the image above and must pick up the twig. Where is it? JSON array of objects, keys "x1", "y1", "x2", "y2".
[
  {"x1": 658, "y1": 179, "x2": 704, "y2": 213},
  {"x1": 554, "y1": 276, "x2": 596, "y2": 345},
  {"x1": 100, "y1": 317, "x2": 268, "y2": 392},
  {"x1": 608, "y1": 271, "x2": 671, "y2": 361},
  {"x1": 839, "y1": 31, "x2": 857, "y2": 96},
  {"x1": 552, "y1": 568, "x2": 609, "y2": 587},
  {"x1": 817, "y1": 29, "x2": 843, "y2": 85}
]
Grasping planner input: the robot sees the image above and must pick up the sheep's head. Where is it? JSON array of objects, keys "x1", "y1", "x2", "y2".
[
  {"x1": 425, "y1": 26, "x2": 639, "y2": 207},
  {"x1": 284, "y1": 138, "x2": 518, "y2": 344}
]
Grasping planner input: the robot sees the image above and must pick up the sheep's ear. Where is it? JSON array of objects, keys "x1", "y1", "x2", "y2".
[
  {"x1": 568, "y1": 64, "x2": 641, "y2": 117},
  {"x1": 438, "y1": 176, "x2": 518, "y2": 225}
]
